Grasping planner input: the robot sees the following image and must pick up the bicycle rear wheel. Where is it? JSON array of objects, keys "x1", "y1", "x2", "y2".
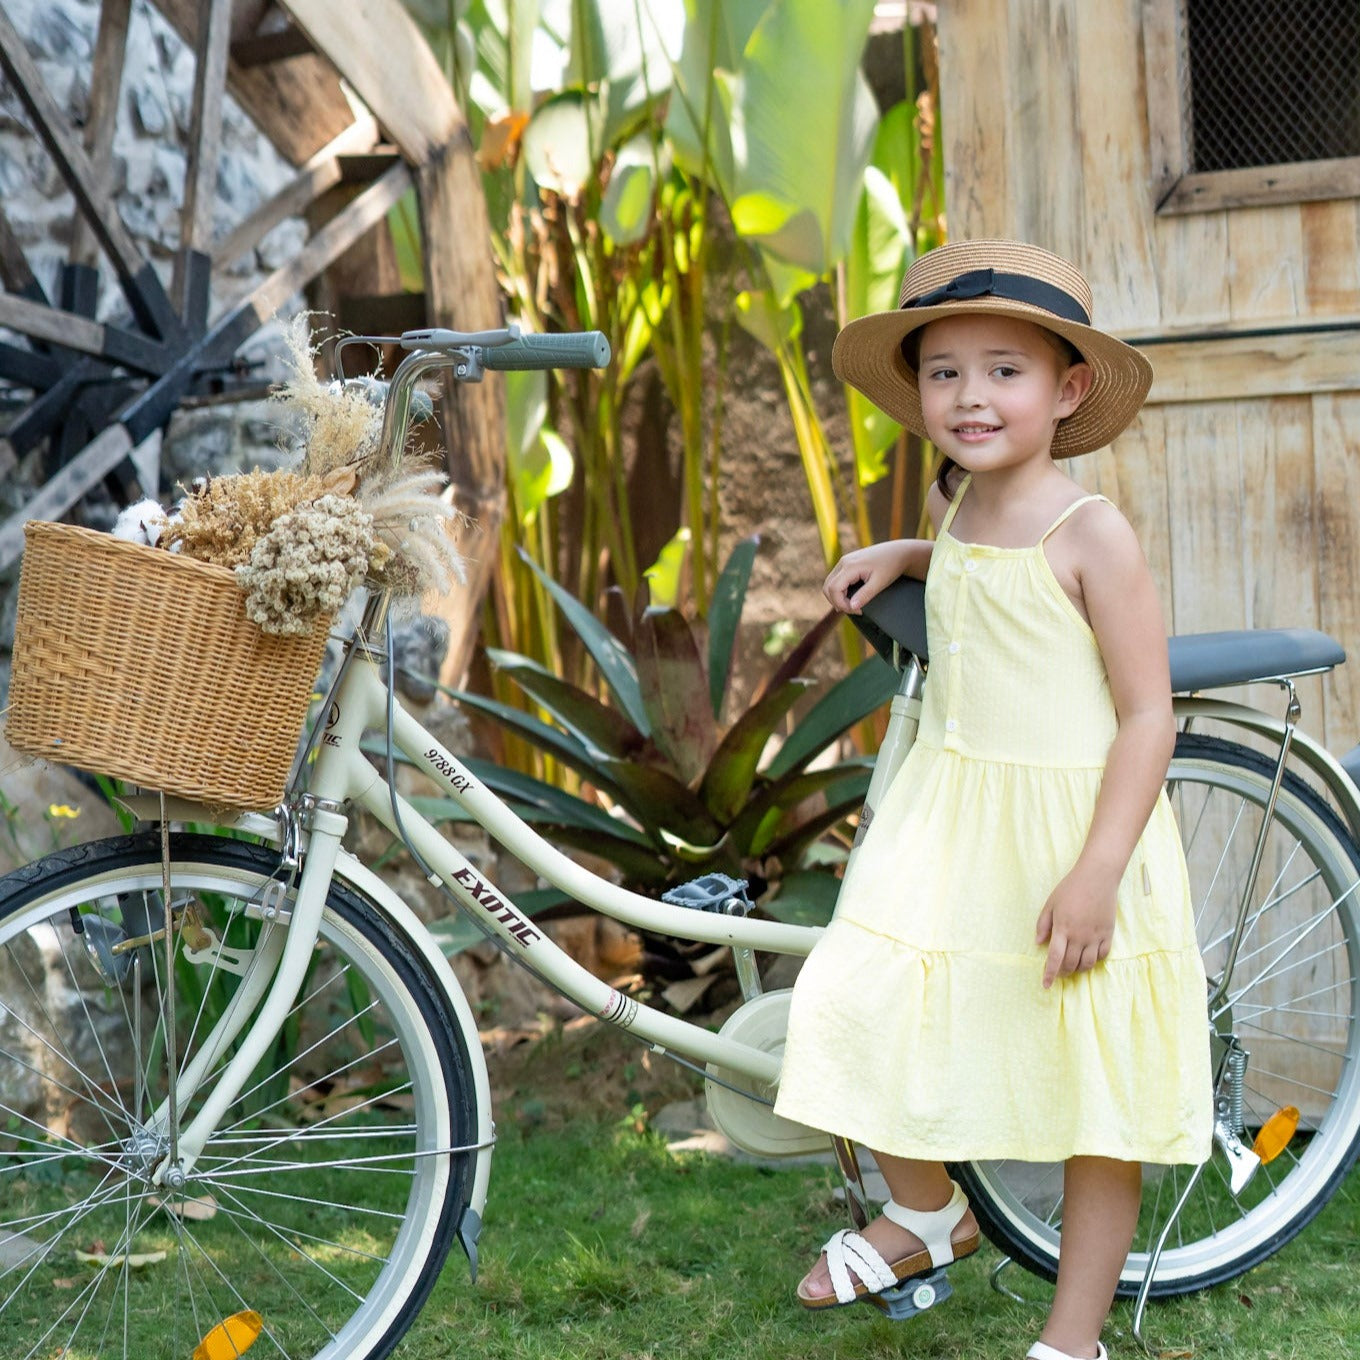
[
  {"x1": 0, "y1": 832, "x2": 481, "y2": 1360},
  {"x1": 958, "y1": 733, "x2": 1360, "y2": 1296}
]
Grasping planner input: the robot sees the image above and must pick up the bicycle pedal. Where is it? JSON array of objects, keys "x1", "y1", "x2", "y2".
[{"x1": 862, "y1": 1267, "x2": 952, "y2": 1320}]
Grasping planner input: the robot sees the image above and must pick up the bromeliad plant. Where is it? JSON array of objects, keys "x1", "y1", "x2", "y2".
[{"x1": 420, "y1": 538, "x2": 896, "y2": 929}]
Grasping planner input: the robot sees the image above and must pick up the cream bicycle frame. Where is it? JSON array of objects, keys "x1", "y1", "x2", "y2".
[
  {"x1": 150, "y1": 623, "x2": 924, "y2": 1179},
  {"x1": 148, "y1": 605, "x2": 1359, "y2": 1192}
]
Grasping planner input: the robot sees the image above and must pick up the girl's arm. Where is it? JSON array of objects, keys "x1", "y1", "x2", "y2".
[
  {"x1": 823, "y1": 483, "x2": 950, "y2": 613},
  {"x1": 1036, "y1": 503, "x2": 1176, "y2": 988}
]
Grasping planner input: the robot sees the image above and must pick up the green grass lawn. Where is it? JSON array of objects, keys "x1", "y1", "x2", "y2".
[
  {"x1": 4, "y1": 1018, "x2": 1351, "y2": 1360},
  {"x1": 405, "y1": 1095, "x2": 1360, "y2": 1360}
]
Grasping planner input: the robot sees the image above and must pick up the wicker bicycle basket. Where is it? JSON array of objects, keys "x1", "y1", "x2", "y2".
[{"x1": 5, "y1": 521, "x2": 331, "y2": 810}]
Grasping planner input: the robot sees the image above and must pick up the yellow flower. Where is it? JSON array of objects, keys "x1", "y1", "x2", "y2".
[{"x1": 46, "y1": 804, "x2": 80, "y2": 819}]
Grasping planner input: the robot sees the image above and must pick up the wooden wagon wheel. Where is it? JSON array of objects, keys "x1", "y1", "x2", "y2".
[{"x1": 0, "y1": 0, "x2": 505, "y2": 682}]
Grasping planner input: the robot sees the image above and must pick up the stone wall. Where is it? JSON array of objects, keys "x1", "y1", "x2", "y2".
[{"x1": 0, "y1": 0, "x2": 300, "y2": 318}]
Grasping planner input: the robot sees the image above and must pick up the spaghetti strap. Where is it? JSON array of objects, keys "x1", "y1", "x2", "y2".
[
  {"x1": 1039, "y1": 493, "x2": 1110, "y2": 543},
  {"x1": 938, "y1": 474, "x2": 972, "y2": 536}
]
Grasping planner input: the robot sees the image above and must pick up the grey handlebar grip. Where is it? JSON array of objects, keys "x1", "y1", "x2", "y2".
[{"x1": 480, "y1": 331, "x2": 611, "y2": 370}]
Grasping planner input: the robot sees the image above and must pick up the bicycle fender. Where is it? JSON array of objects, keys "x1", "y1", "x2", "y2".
[{"x1": 1173, "y1": 696, "x2": 1360, "y2": 844}]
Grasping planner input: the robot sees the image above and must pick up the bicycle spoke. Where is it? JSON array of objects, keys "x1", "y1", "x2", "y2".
[{"x1": 0, "y1": 835, "x2": 478, "y2": 1359}]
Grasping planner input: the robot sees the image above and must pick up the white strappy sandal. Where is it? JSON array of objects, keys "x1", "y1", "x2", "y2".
[
  {"x1": 797, "y1": 1179, "x2": 978, "y2": 1310},
  {"x1": 1026, "y1": 1341, "x2": 1109, "y2": 1360}
]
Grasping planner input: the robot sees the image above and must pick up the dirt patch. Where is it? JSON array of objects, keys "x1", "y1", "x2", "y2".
[{"x1": 483, "y1": 1013, "x2": 707, "y2": 1135}]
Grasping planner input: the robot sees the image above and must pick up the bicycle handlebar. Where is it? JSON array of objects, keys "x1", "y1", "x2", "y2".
[
  {"x1": 340, "y1": 325, "x2": 612, "y2": 471},
  {"x1": 399, "y1": 327, "x2": 611, "y2": 370}
]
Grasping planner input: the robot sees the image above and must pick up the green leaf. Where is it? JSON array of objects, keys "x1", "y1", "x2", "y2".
[
  {"x1": 751, "y1": 607, "x2": 837, "y2": 703},
  {"x1": 756, "y1": 777, "x2": 872, "y2": 859},
  {"x1": 386, "y1": 186, "x2": 424, "y2": 293},
  {"x1": 847, "y1": 164, "x2": 910, "y2": 321},
  {"x1": 487, "y1": 651, "x2": 645, "y2": 758},
  {"x1": 765, "y1": 656, "x2": 898, "y2": 780},
  {"x1": 596, "y1": 758, "x2": 723, "y2": 848},
  {"x1": 664, "y1": 2, "x2": 763, "y2": 194},
  {"x1": 730, "y1": 0, "x2": 879, "y2": 271},
  {"x1": 697, "y1": 678, "x2": 813, "y2": 823},
  {"x1": 564, "y1": 0, "x2": 678, "y2": 148},
  {"x1": 761, "y1": 256, "x2": 820, "y2": 310},
  {"x1": 462, "y1": 763, "x2": 652, "y2": 846},
  {"x1": 504, "y1": 371, "x2": 575, "y2": 520},
  {"x1": 726, "y1": 758, "x2": 874, "y2": 851},
  {"x1": 734, "y1": 288, "x2": 800, "y2": 353},
  {"x1": 428, "y1": 686, "x2": 635, "y2": 800},
  {"x1": 633, "y1": 606, "x2": 716, "y2": 786},
  {"x1": 869, "y1": 98, "x2": 920, "y2": 211},
  {"x1": 601, "y1": 135, "x2": 663, "y2": 245},
  {"x1": 516, "y1": 550, "x2": 652, "y2": 735},
  {"x1": 523, "y1": 89, "x2": 596, "y2": 197},
  {"x1": 730, "y1": 189, "x2": 801, "y2": 237},
  {"x1": 643, "y1": 526, "x2": 691, "y2": 609},
  {"x1": 763, "y1": 869, "x2": 841, "y2": 927},
  {"x1": 706, "y1": 534, "x2": 759, "y2": 719},
  {"x1": 844, "y1": 163, "x2": 910, "y2": 483}
]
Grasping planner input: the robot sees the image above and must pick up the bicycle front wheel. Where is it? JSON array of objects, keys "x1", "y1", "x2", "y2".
[
  {"x1": 0, "y1": 832, "x2": 482, "y2": 1360},
  {"x1": 958, "y1": 733, "x2": 1360, "y2": 1296}
]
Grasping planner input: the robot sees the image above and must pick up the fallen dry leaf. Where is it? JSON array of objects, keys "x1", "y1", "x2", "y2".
[
  {"x1": 75, "y1": 1248, "x2": 167, "y2": 1269},
  {"x1": 151, "y1": 1193, "x2": 218, "y2": 1222}
]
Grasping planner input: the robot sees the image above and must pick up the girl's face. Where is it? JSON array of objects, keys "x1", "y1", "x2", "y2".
[{"x1": 915, "y1": 313, "x2": 1092, "y2": 475}]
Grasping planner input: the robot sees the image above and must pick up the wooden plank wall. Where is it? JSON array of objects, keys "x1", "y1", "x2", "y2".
[{"x1": 937, "y1": 0, "x2": 1360, "y2": 757}]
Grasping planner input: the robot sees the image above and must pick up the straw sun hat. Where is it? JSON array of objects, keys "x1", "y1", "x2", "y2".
[{"x1": 831, "y1": 239, "x2": 1153, "y2": 458}]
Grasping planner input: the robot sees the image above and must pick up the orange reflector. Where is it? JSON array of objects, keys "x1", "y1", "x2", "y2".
[
  {"x1": 193, "y1": 1311, "x2": 263, "y2": 1360},
  {"x1": 1252, "y1": 1106, "x2": 1300, "y2": 1164}
]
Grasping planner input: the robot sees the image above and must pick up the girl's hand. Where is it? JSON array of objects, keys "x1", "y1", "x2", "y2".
[
  {"x1": 823, "y1": 540, "x2": 922, "y2": 613},
  {"x1": 1035, "y1": 865, "x2": 1119, "y2": 988}
]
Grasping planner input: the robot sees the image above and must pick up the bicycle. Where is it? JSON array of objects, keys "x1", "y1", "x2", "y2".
[{"x1": 0, "y1": 326, "x2": 1357, "y2": 1360}]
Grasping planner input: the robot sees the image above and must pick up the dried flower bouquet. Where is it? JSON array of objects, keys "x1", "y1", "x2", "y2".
[{"x1": 114, "y1": 316, "x2": 463, "y2": 634}]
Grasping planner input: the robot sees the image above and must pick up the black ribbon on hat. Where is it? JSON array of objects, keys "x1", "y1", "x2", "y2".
[{"x1": 903, "y1": 268, "x2": 1090, "y2": 325}]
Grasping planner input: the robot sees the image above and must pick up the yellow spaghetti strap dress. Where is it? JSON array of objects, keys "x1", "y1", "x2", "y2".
[{"x1": 774, "y1": 478, "x2": 1213, "y2": 1165}]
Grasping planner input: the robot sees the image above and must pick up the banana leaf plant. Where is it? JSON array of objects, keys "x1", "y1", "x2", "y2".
[{"x1": 408, "y1": 537, "x2": 896, "y2": 936}]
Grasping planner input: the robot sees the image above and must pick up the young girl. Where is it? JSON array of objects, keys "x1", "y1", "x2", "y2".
[{"x1": 773, "y1": 240, "x2": 1212, "y2": 1360}]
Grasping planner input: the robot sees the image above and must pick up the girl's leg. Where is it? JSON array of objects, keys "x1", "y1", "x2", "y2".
[
  {"x1": 1039, "y1": 1156, "x2": 1142, "y2": 1358},
  {"x1": 798, "y1": 1152, "x2": 979, "y2": 1300}
]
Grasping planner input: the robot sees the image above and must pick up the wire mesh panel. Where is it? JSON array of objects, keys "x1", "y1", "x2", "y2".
[{"x1": 1184, "y1": 0, "x2": 1360, "y2": 172}]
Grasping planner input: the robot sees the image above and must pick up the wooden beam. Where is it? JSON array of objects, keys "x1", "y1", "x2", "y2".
[
  {"x1": 241, "y1": 159, "x2": 412, "y2": 324},
  {"x1": 1158, "y1": 157, "x2": 1360, "y2": 216},
  {"x1": 70, "y1": 0, "x2": 133, "y2": 267},
  {"x1": 0, "y1": 8, "x2": 181, "y2": 340},
  {"x1": 279, "y1": 0, "x2": 461, "y2": 164},
  {"x1": 0, "y1": 162, "x2": 418, "y2": 571},
  {"x1": 415, "y1": 142, "x2": 507, "y2": 686},
  {"x1": 211, "y1": 115, "x2": 380, "y2": 269},
  {"x1": 1141, "y1": 0, "x2": 1189, "y2": 207},
  {"x1": 231, "y1": 24, "x2": 314, "y2": 68},
  {"x1": 0, "y1": 293, "x2": 168, "y2": 372},
  {"x1": 338, "y1": 151, "x2": 405, "y2": 183},
  {"x1": 0, "y1": 205, "x2": 40, "y2": 294},
  {"x1": 150, "y1": 0, "x2": 357, "y2": 166},
  {"x1": 0, "y1": 293, "x2": 107, "y2": 358},
  {"x1": 174, "y1": 0, "x2": 234, "y2": 311},
  {"x1": 0, "y1": 341, "x2": 59, "y2": 389},
  {"x1": 0, "y1": 425, "x2": 134, "y2": 569},
  {"x1": 1140, "y1": 328, "x2": 1360, "y2": 405}
]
